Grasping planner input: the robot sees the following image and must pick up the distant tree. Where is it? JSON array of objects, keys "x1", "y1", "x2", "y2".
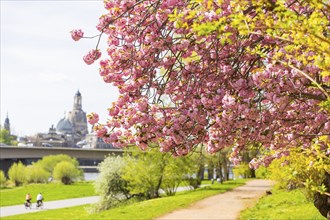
[
  {"x1": 0, "y1": 128, "x2": 15, "y2": 145},
  {"x1": 53, "y1": 161, "x2": 82, "y2": 185},
  {"x1": 205, "y1": 148, "x2": 232, "y2": 183},
  {"x1": 233, "y1": 163, "x2": 253, "y2": 179},
  {"x1": 26, "y1": 165, "x2": 50, "y2": 184},
  {"x1": 0, "y1": 170, "x2": 7, "y2": 187},
  {"x1": 122, "y1": 147, "x2": 200, "y2": 198},
  {"x1": 161, "y1": 153, "x2": 199, "y2": 195},
  {"x1": 8, "y1": 162, "x2": 26, "y2": 186},
  {"x1": 34, "y1": 154, "x2": 80, "y2": 174},
  {"x1": 122, "y1": 148, "x2": 165, "y2": 199}
]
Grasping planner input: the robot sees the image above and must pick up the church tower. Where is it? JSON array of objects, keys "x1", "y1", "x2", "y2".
[
  {"x1": 73, "y1": 90, "x2": 82, "y2": 110},
  {"x1": 67, "y1": 90, "x2": 88, "y2": 137},
  {"x1": 56, "y1": 90, "x2": 88, "y2": 145},
  {"x1": 4, "y1": 113, "x2": 10, "y2": 134}
]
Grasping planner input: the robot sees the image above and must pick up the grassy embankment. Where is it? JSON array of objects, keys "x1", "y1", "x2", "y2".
[
  {"x1": 0, "y1": 181, "x2": 96, "y2": 207},
  {"x1": 240, "y1": 188, "x2": 324, "y2": 220},
  {"x1": 1, "y1": 179, "x2": 247, "y2": 220}
]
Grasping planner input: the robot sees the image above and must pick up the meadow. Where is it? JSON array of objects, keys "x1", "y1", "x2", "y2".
[
  {"x1": 240, "y1": 188, "x2": 324, "y2": 220},
  {"x1": 1, "y1": 179, "x2": 246, "y2": 220},
  {"x1": 0, "y1": 181, "x2": 96, "y2": 207},
  {"x1": 1, "y1": 179, "x2": 325, "y2": 220}
]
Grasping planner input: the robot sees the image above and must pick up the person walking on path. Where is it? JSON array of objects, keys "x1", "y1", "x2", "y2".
[{"x1": 156, "y1": 179, "x2": 273, "y2": 220}]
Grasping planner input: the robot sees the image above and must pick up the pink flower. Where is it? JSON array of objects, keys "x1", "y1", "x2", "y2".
[
  {"x1": 108, "y1": 106, "x2": 120, "y2": 116},
  {"x1": 87, "y1": 112, "x2": 99, "y2": 124},
  {"x1": 71, "y1": 29, "x2": 84, "y2": 41},
  {"x1": 83, "y1": 49, "x2": 101, "y2": 65},
  {"x1": 93, "y1": 124, "x2": 107, "y2": 137}
]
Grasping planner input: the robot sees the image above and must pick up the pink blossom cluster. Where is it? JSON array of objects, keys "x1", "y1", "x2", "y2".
[
  {"x1": 75, "y1": 0, "x2": 329, "y2": 165},
  {"x1": 83, "y1": 49, "x2": 102, "y2": 65},
  {"x1": 71, "y1": 29, "x2": 84, "y2": 41},
  {"x1": 87, "y1": 112, "x2": 99, "y2": 124}
]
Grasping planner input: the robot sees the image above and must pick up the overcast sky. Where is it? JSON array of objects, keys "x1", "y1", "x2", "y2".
[{"x1": 1, "y1": 0, "x2": 119, "y2": 136}]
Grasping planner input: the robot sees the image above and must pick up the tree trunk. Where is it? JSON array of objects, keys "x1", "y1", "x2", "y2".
[
  {"x1": 223, "y1": 155, "x2": 229, "y2": 181},
  {"x1": 61, "y1": 176, "x2": 72, "y2": 185},
  {"x1": 218, "y1": 162, "x2": 224, "y2": 183},
  {"x1": 250, "y1": 168, "x2": 256, "y2": 178},
  {"x1": 208, "y1": 163, "x2": 214, "y2": 180},
  {"x1": 314, "y1": 172, "x2": 330, "y2": 219},
  {"x1": 155, "y1": 175, "x2": 163, "y2": 198},
  {"x1": 198, "y1": 165, "x2": 205, "y2": 180}
]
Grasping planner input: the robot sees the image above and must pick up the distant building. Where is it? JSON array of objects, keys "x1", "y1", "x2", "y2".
[
  {"x1": 56, "y1": 90, "x2": 88, "y2": 144},
  {"x1": 17, "y1": 90, "x2": 115, "y2": 149},
  {"x1": 34, "y1": 90, "x2": 88, "y2": 148},
  {"x1": 80, "y1": 134, "x2": 115, "y2": 149},
  {"x1": 34, "y1": 125, "x2": 74, "y2": 147}
]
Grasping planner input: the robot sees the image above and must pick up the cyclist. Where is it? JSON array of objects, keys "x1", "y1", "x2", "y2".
[
  {"x1": 25, "y1": 193, "x2": 32, "y2": 207},
  {"x1": 36, "y1": 193, "x2": 43, "y2": 207}
]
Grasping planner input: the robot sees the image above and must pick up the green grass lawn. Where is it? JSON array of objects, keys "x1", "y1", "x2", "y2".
[
  {"x1": 1, "y1": 179, "x2": 247, "y2": 220},
  {"x1": 0, "y1": 181, "x2": 96, "y2": 207},
  {"x1": 240, "y1": 188, "x2": 324, "y2": 220}
]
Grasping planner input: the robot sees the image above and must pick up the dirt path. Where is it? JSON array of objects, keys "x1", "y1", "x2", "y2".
[{"x1": 156, "y1": 179, "x2": 273, "y2": 220}]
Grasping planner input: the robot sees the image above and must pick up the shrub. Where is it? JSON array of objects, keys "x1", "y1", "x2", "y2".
[
  {"x1": 122, "y1": 149, "x2": 166, "y2": 199},
  {"x1": 53, "y1": 161, "x2": 82, "y2": 185},
  {"x1": 90, "y1": 155, "x2": 130, "y2": 213},
  {"x1": 123, "y1": 147, "x2": 200, "y2": 198},
  {"x1": 161, "y1": 156, "x2": 200, "y2": 195},
  {"x1": 34, "y1": 154, "x2": 79, "y2": 174},
  {"x1": 233, "y1": 163, "x2": 253, "y2": 179},
  {"x1": 8, "y1": 162, "x2": 26, "y2": 186},
  {"x1": 0, "y1": 170, "x2": 7, "y2": 187},
  {"x1": 184, "y1": 177, "x2": 202, "y2": 189},
  {"x1": 26, "y1": 165, "x2": 50, "y2": 183},
  {"x1": 255, "y1": 166, "x2": 270, "y2": 179}
]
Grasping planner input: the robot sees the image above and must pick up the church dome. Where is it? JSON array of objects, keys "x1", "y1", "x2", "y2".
[{"x1": 56, "y1": 118, "x2": 73, "y2": 134}]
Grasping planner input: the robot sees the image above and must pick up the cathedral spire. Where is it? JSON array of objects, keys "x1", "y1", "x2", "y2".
[
  {"x1": 73, "y1": 90, "x2": 82, "y2": 110},
  {"x1": 4, "y1": 112, "x2": 10, "y2": 134}
]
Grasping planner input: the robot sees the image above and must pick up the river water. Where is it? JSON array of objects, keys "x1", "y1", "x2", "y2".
[{"x1": 84, "y1": 172, "x2": 99, "y2": 181}]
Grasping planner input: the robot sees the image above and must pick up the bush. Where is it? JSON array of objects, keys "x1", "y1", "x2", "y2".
[
  {"x1": 123, "y1": 147, "x2": 200, "y2": 198},
  {"x1": 53, "y1": 161, "x2": 82, "y2": 185},
  {"x1": 34, "y1": 154, "x2": 79, "y2": 174},
  {"x1": 233, "y1": 163, "x2": 253, "y2": 179},
  {"x1": 0, "y1": 170, "x2": 7, "y2": 187},
  {"x1": 161, "y1": 156, "x2": 200, "y2": 195},
  {"x1": 122, "y1": 148, "x2": 167, "y2": 199},
  {"x1": 255, "y1": 166, "x2": 270, "y2": 179},
  {"x1": 8, "y1": 162, "x2": 26, "y2": 186},
  {"x1": 184, "y1": 177, "x2": 201, "y2": 189},
  {"x1": 26, "y1": 165, "x2": 50, "y2": 183},
  {"x1": 90, "y1": 155, "x2": 130, "y2": 213}
]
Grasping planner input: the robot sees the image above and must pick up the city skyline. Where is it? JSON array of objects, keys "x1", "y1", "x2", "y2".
[{"x1": 1, "y1": 1, "x2": 119, "y2": 136}]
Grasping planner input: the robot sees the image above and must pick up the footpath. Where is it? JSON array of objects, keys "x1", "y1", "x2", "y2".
[
  {"x1": 157, "y1": 179, "x2": 272, "y2": 220},
  {"x1": 0, "y1": 179, "x2": 272, "y2": 219},
  {"x1": 0, "y1": 196, "x2": 99, "y2": 217}
]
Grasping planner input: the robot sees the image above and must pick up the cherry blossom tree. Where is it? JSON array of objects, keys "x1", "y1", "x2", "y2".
[{"x1": 73, "y1": 0, "x2": 329, "y2": 216}]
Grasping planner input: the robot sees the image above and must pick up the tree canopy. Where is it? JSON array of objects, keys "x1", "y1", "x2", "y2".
[
  {"x1": 73, "y1": 0, "x2": 329, "y2": 166},
  {"x1": 73, "y1": 0, "x2": 329, "y2": 216}
]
